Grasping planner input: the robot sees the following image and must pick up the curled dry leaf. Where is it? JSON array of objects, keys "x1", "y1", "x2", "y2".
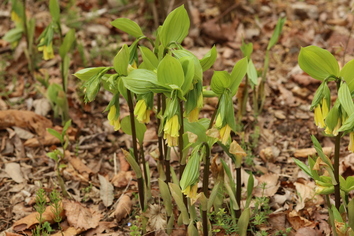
[
  {"x1": 12, "y1": 202, "x2": 64, "y2": 232},
  {"x1": 5, "y1": 163, "x2": 24, "y2": 183},
  {"x1": 98, "y1": 174, "x2": 114, "y2": 207},
  {"x1": 294, "y1": 180, "x2": 324, "y2": 211},
  {"x1": 114, "y1": 194, "x2": 132, "y2": 222},
  {"x1": 294, "y1": 147, "x2": 332, "y2": 158},
  {"x1": 63, "y1": 199, "x2": 101, "y2": 231},
  {"x1": 111, "y1": 171, "x2": 133, "y2": 188},
  {"x1": 0, "y1": 110, "x2": 52, "y2": 137},
  {"x1": 288, "y1": 210, "x2": 317, "y2": 231},
  {"x1": 254, "y1": 173, "x2": 280, "y2": 197},
  {"x1": 67, "y1": 154, "x2": 93, "y2": 181},
  {"x1": 51, "y1": 226, "x2": 85, "y2": 236}
]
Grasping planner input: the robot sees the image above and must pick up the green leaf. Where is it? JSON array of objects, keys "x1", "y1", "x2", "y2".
[
  {"x1": 49, "y1": 0, "x2": 60, "y2": 23},
  {"x1": 338, "y1": 112, "x2": 354, "y2": 132},
  {"x1": 47, "y1": 151, "x2": 59, "y2": 162},
  {"x1": 238, "y1": 207, "x2": 251, "y2": 236},
  {"x1": 311, "y1": 135, "x2": 333, "y2": 170},
  {"x1": 200, "y1": 45, "x2": 217, "y2": 71},
  {"x1": 59, "y1": 29, "x2": 75, "y2": 59},
  {"x1": 122, "y1": 149, "x2": 142, "y2": 178},
  {"x1": 241, "y1": 40, "x2": 253, "y2": 59},
  {"x1": 207, "y1": 182, "x2": 220, "y2": 210},
  {"x1": 123, "y1": 69, "x2": 170, "y2": 94},
  {"x1": 157, "y1": 54, "x2": 184, "y2": 87},
  {"x1": 62, "y1": 119, "x2": 72, "y2": 135},
  {"x1": 159, "y1": 5, "x2": 190, "y2": 48},
  {"x1": 211, "y1": 71, "x2": 230, "y2": 95},
  {"x1": 139, "y1": 46, "x2": 159, "y2": 70},
  {"x1": 169, "y1": 183, "x2": 189, "y2": 224},
  {"x1": 298, "y1": 46, "x2": 339, "y2": 81},
  {"x1": 110, "y1": 18, "x2": 144, "y2": 38},
  {"x1": 113, "y1": 44, "x2": 129, "y2": 75},
  {"x1": 158, "y1": 179, "x2": 173, "y2": 216},
  {"x1": 179, "y1": 56, "x2": 195, "y2": 95},
  {"x1": 340, "y1": 59, "x2": 354, "y2": 92},
  {"x1": 2, "y1": 27, "x2": 23, "y2": 43},
  {"x1": 73, "y1": 67, "x2": 106, "y2": 81},
  {"x1": 267, "y1": 17, "x2": 286, "y2": 50},
  {"x1": 293, "y1": 158, "x2": 313, "y2": 178},
  {"x1": 173, "y1": 49, "x2": 203, "y2": 81},
  {"x1": 120, "y1": 115, "x2": 146, "y2": 144},
  {"x1": 47, "y1": 128, "x2": 63, "y2": 143},
  {"x1": 348, "y1": 198, "x2": 354, "y2": 230},
  {"x1": 230, "y1": 57, "x2": 248, "y2": 95},
  {"x1": 84, "y1": 74, "x2": 101, "y2": 102},
  {"x1": 247, "y1": 59, "x2": 258, "y2": 85},
  {"x1": 180, "y1": 151, "x2": 201, "y2": 190},
  {"x1": 338, "y1": 82, "x2": 354, "y2": 116}
]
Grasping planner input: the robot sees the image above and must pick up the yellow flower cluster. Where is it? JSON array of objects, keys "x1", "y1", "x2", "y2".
[
  {"x1": 164, "y1": 115, "x2": 179, "y2": 147},
  {"x1": 38, "y1": 40, "x2": 54, "y2": 60},
  {"x1": 134, "y1": 99, "x2": 151, "y2": 123},
  {"x1": 314, "y1": 98, "x2": 329, "y2": 129}
]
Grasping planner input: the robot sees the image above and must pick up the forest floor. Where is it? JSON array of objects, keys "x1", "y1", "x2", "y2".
[{"x1": 1, "y1": 0, "x2": 354, "y2": 235}]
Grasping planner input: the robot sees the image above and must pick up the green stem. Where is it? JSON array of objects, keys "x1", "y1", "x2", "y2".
[
  {"x1": 334, "y1": 134, "x2": 341, "y2": 210},
  {"x1": 127, "y1": 90, "x2": 145, "y2": 210},
  {"x1": 178, "y1": 99, "x2": 187, "y2": 207},
  {"x1": 201, "y1": 142, "x2": 211, "y2": 236},
  {"x1": 22, "y1": 0, "x2": 34, "y2": 77},
  {"x1": 161, "y1": 95, "x2": 171, "y2": 183}
]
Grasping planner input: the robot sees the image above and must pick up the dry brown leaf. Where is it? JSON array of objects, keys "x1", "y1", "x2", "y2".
[
  {"x1": 294, "y1": 147, "x2": 332, "y2": 158},
  {"x1": 294, "y1": 181, "x2": 323, "y2": 211},
  {"x1": 111, "y1": 171, "x2": 133, "y2": 188},
  {"x1": 51, "y1": 226, "x2": 85, "y2": 236},
  {"x1": 85, "y1": 221, "x2": 118, "y2": 236},
  {"x1": 63, "y1": 200, "x2": 101, "y2": 230},
  {"x1": 295, "y1": 227, "x2": 318, "y2": 236},
  {"x1": 98, "y1": 174, "x2": 114, "y2": 207},
  {"x1": 254, "y1": 173, "x2": 280, "y2": 197},
  {"x1": 4, "y1": 163, "x2": 24, "y2": 183},
  {"x1": 68, "y1": 155, "x2": 93, "y2": 181},
  {"x1": 5, "y1": 232, "x2": 23, "y2": 236},
  {"x1": 0, "y1": 110, "x2": 52, "y2": 137},
  {"x1": 118, "y1": 151, "x2": 130, "y2": 172},
  {"x1": 145, "y1": 204, "x2": 166, "y2": 231},
  {"x1": 288, "y1": 210, "x2": 317, "y2": 231},
  {"x1": 24, "y1": 127, "x2": 76, "y2": 147},
  {"x1": 12, "y1": 203, "x2": 64, "y2": 232},
  {"x1": 114, "y1": 194, "x2": 132, "y2": 222}
]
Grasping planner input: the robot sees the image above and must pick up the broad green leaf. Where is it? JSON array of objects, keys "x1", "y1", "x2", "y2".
[
  {"x1": 247, "y1": 59, "x2": 258, "y2": 85},
  {"x1": 338, "y1": 112, "x2": 354, "y2": 132},
  {"x1": 179, "y1": 56, "x2": 195, "y2": 94},
  {"x1": 2, "y1": 27, "x2": 23, "y2": 43},
  {"x1": 139, "y1": 46, "x2": 159, "y2": 70},
  {"x1": 173, "y1": 49, "x2": 203, "y2": 81},
  {"x1": 123, "y1": 69, "x2": 170, "y2": 94},
  {"x1": 324, "y1": 100, "x2": 340, "y2": 134},
  {"x1": 230, "y1": 57, "x2": 248, "y2": 95},
  {"x1": 267, "y1": 17, "x2": 286, "y2": 50},
  {"x1": 122, "y1": 149, "x2": 142, "y2": 178},
  {"x1": 59, "y1": 29, "x2": 75, "y2": 59},
  {"x1": 47, "y1": 83, "x2": 62, "y2": 104},
  {"x1": 113, "y1": 44, "x2": 129, "y2": 75},
  {"x1": 241, "y1": 40, "x2": 253, "y2": 59},
  {"x1": 157, "y1": 54, "x2": 184, "y2": 87},
  {"x1": 63, "y1": 119, "x2": 72, "y2": 135},
  {"x1": 159, "y1": 5, "x2": 190, "y2": 48},
  {"x1": 47, "y1": 128, "x2": 63, "y2": 143},
  {"x1": 110, "y1": 18, "x2": 144, "y2": 38},
  {"x1": 207, "y1": 182, "x2": 220, "y2": 210},
  {"x1": 211, "y1": 71, "x2": 230, "y2": 95},
  {"x1": 158, "y1": 179, "x2": 172, "y2": 216},
  {"x1": 338, "y1": 82, "x2": 354, "y2": 116},
  {"x1": 169, "y1": 183, "x2": 189, "y2": 224},
  {"x1": 311, "y1": 135, "x2": 333, "y2": 170},
  {"x1": 49, "y1": 0, "x2": 60, "y2": 22},
  {"x1": 298, "y1": 46, "x2": 339, "y2": 81},
  {"x1": 238, "y1": 207, "x2": 251, "y2": 236},
  {"x1": 310, "y1": 82, "x2": 326, "y2": 110},
  {"x1": 348, "y1": 198, "x2": 354, "y2": 230},
  {"x1": 47, "y1": 151, "x2": 59, "y2": 162},
  {"x1": 187, "y1": 222, "x2": 198, "y2": 236},
  {"x1": 120, "y1": 115, "x2": 146, "y2": 144},
  {"x1": 180, "y1": 151, "x2": 201, "y2": 190},
  {"x1": 73, "y1": 67, "x2": 106, "y2": 81},
  {"x1": 340, "y1": 59, "x2": 354, "y2": 92},
  {"x1": 200, "y1": 45, "x2": 217, "y2": 71}
]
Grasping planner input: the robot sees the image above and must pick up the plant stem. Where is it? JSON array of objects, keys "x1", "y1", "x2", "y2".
[
  {"x1": 22, "y1": 0, "x2": 34, "y2": 78},
  {"x1": 202, "y1": 142, "x2": 210, "y2": 236},
  {"x1": 334, "y1": 134, "x2": 341, "y2": 209},
  {"x1": 178, "y1": 99, "x2": 187, "y2": 207},
  {"x1": 161, "y1": 96, "x2": 171, "y2": 183},
  {"x1": 235, "y1": 166, "x2": 241, "y2": 219},
  {"x1": 127, "y1": 90, "x2": 145, "y2": 210}
]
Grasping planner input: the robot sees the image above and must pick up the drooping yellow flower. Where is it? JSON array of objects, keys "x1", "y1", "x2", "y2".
[
  {"x1": 163, "y1": 115, "x2": 179, "y2": 147},
  {"x1": 187, "y1": 107, "x2": 199, "y2": 122},
  {"x1": 325, "y1": 118, "x2": 341, "y2": 136},
  {"x1": 108, "y1": 106, "x2": 120, "y2": 131},
  {"x1": 349, "y1": 132, "x2": 354, "y2": 153},
  {"x1": 134, "y1": 99, "x2": 151, "y2": 123},
  {"x1": 314, "y1": 98, "x2": 329, "y2": 129},
  {"x1": 38, "y1": 40, "x2": 54, "y2": 60},
  {"x1": 215, "y1": 114, "x2": 222, "y2": 128},
  {"x1": 181, "y1": 184, "x2": 199, "y2": 204},
  {"x1": 219, "y1": 124, "x2": 232, "y2": 144},
  {"x1": 11, "y1": 11, "x2": 21, "y2": 24}
]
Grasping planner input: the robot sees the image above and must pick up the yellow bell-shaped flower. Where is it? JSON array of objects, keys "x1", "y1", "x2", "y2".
[
  {"x1": 108, "y1": 106, "x2": 120, "y2": 131},
  {"x1": 163, "y1": 115, "x2": 179, "y2": 147}
]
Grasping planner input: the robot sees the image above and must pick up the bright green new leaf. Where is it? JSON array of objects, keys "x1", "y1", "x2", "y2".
[
  {"x1": 173, "y1": 49, "x2": 203, "y2": 81},
  {"x1": 120, "y1": 115, "x2": 146, "y2": 144},
  {"x1": 241, "y1": 40, "x2": 253, "y2": 59},
  {"x1": 298, "y1": 46, "x2": 339, "y2": 81},
  {"x1": 73, "y1": 67, "x2": 106, "y2": 81},
  {"x1": 247, "y1": 59, "x2": 258, "y2": 85},
  {"x1": 122, "y1": 149, "x2": 142, "y2": 178},
  {"x1": 180, "y1": 151, "x2": 201, "y2": 191},
  {"x1": 324, "y1": 100, "x2": 340, "y2": 134},
  {"x1": 110, "y1": 18, "x2": 144, "y2": 38},
  {"x1": 63, "y1": 119, "x2": 72, "y2": 135},
  {"x1": 267, "y1": 17, "x2": 286, "y2": 50},
  {"x1": 84, "y1": 74, "x2": 101, "y2": 102},
  {"x1": 238, "y1": 207, "x2": 251, "y2": 236},
  {"x1": 294, "y1": 158, "x2": 312, "y2": 178},
  {"x1": 139, "y1": 46, "x2": 159, "y2": 70},
  {"x1": 311, "y1": 135, "x2": 333, "y2": 170},
  {"x1": 179, "y1": 56, "x2": 195, "y2": 94},
  {"x1": 348, "y1": 198, "x2": 354, "y2": 230},
  {"x1": 47, "y1": 128, "x2": 63, "y2": 143},
  {"x1": 59, "y1": 29, "x2": 75, "y2": 59},
  {"x1": 200, "y1": 45, "x2": 217, "y2": 71},
  {"x1": 338, "y1": 112, "x2": 354, "y2": 132},
  {"x1": 211, "y1": 71, "x2": 230, "y2": 95},
  {"x1": 113, "y1": 44, "x2": 129, "y2": 75},
  {"x1": 159, "y1": 5, "x2": 190, "y2": 48},
  {"x1": 338, "y1": 82, "x2": 354, "y2": 116},
  {"x1": 2, "y1": 28, "x2": 23, "y2": 43},
  {"x1": 340, "y1": 59, "x2": 354, "y2": 92},
  {"x1": 230, "y1": 57, "x2": 248, "y2": 95},
  {"x1": 47, "y1": 151, "x2": 59, "y2": 162},
  {"x1": 157, "y1": 54, "x2": 184, "y2": 87},
  {"x1": 310, "y1": 82, "x2": 326, "y2": 110},
  {"x1": 49, "y1": 0, "x2": 60, "y2": 23}
]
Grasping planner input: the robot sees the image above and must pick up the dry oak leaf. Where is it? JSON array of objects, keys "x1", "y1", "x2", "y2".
[
  {"x1": 0, "y1": 110, "x2": 52, "y2": 137},
  {"x1": 288, "y1": 210, "x2": 317, "y2": 231},
  {"x1": 98, "y1": 174, "x2": 114, "y2": 207},
  {"x1": 24, "y1": 126, "x2": 76, "y2": 147},
  {"x1": 118, "y1": 151, "x2": 130, "y2": 172},
  {"x1": 294, "y1": 147, "x2": 332, "y2": 159},
  {"x1": 111, "y1": 171, "x2": 133, "y2": 188},
  {"x1": 67, "y1": 154, "x2": 93, "y2": 181},
  {"x1": 12, "y1": 202, "x2": 64, "y2": 232},
  {"x1": 294, "y1": 180, "x2": 323, "y2": 211},
  {"x1": 51, "y1": 226, "x2": 85, "y2": 236},
  {"x1": 5, "y1": 232, "x2": 23, "y2": 236},
  {"x1": 254, "y1": 173, "x2": 280, "y2": 197},
  {"x1": 63, "y1": 199, "x2": 101, "y2": 231},
  {"x1": 114, "y1": 194, "x2": 132, "y2": 222}
]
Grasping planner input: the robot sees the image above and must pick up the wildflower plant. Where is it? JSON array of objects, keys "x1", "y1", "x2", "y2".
[
  {"x1": 75, "y1": 5, "x2": 256, "y2": 235},
  {"x1": 296, "y1": 45, "x2": 354, "y2": 235}
]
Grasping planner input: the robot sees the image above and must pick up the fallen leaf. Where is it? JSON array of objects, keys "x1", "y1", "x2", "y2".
[
  {"x1": 145, "y1": 204, "x2": 166, "y2": 231},
  {"x1": 68, "y1": 154, "x2": 93, "y2": 181},
  {"x1": 85, "y1": 221, "x2": 118, "y2": 236},
  {"x1": 111, "y1": 171, "x2": 133, "y2": 188},
  {"x1": 294, "y1": 147, "x2": 332, "y2": 159},
  {"x1": 51, "y1": 226, "x2": 85, "y2": 236},
  {"x1": 254, "y1": 173, "x2": 280, "y2": 197},
  {"x1": 114, "y1": 194, "x2": 132, "y2": 222},
  {"x1": 288, "y1": 210, "x2": 317, "y2": 231},
  {"x1": 5, "y1": 163, "x2": 24, "y2": 183},
  {"x1": 118, "y1": 151, "x2": 130, "y2": 172},
  {"x1": 98, "y1": 174, "x2": 114, "y2": 207},
  {"x1": 63, "y1": 200, "x2": 101, "y2": 230},
  {"x1": 294, "y1": 180, "x2": 323, "y2": 211}
]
